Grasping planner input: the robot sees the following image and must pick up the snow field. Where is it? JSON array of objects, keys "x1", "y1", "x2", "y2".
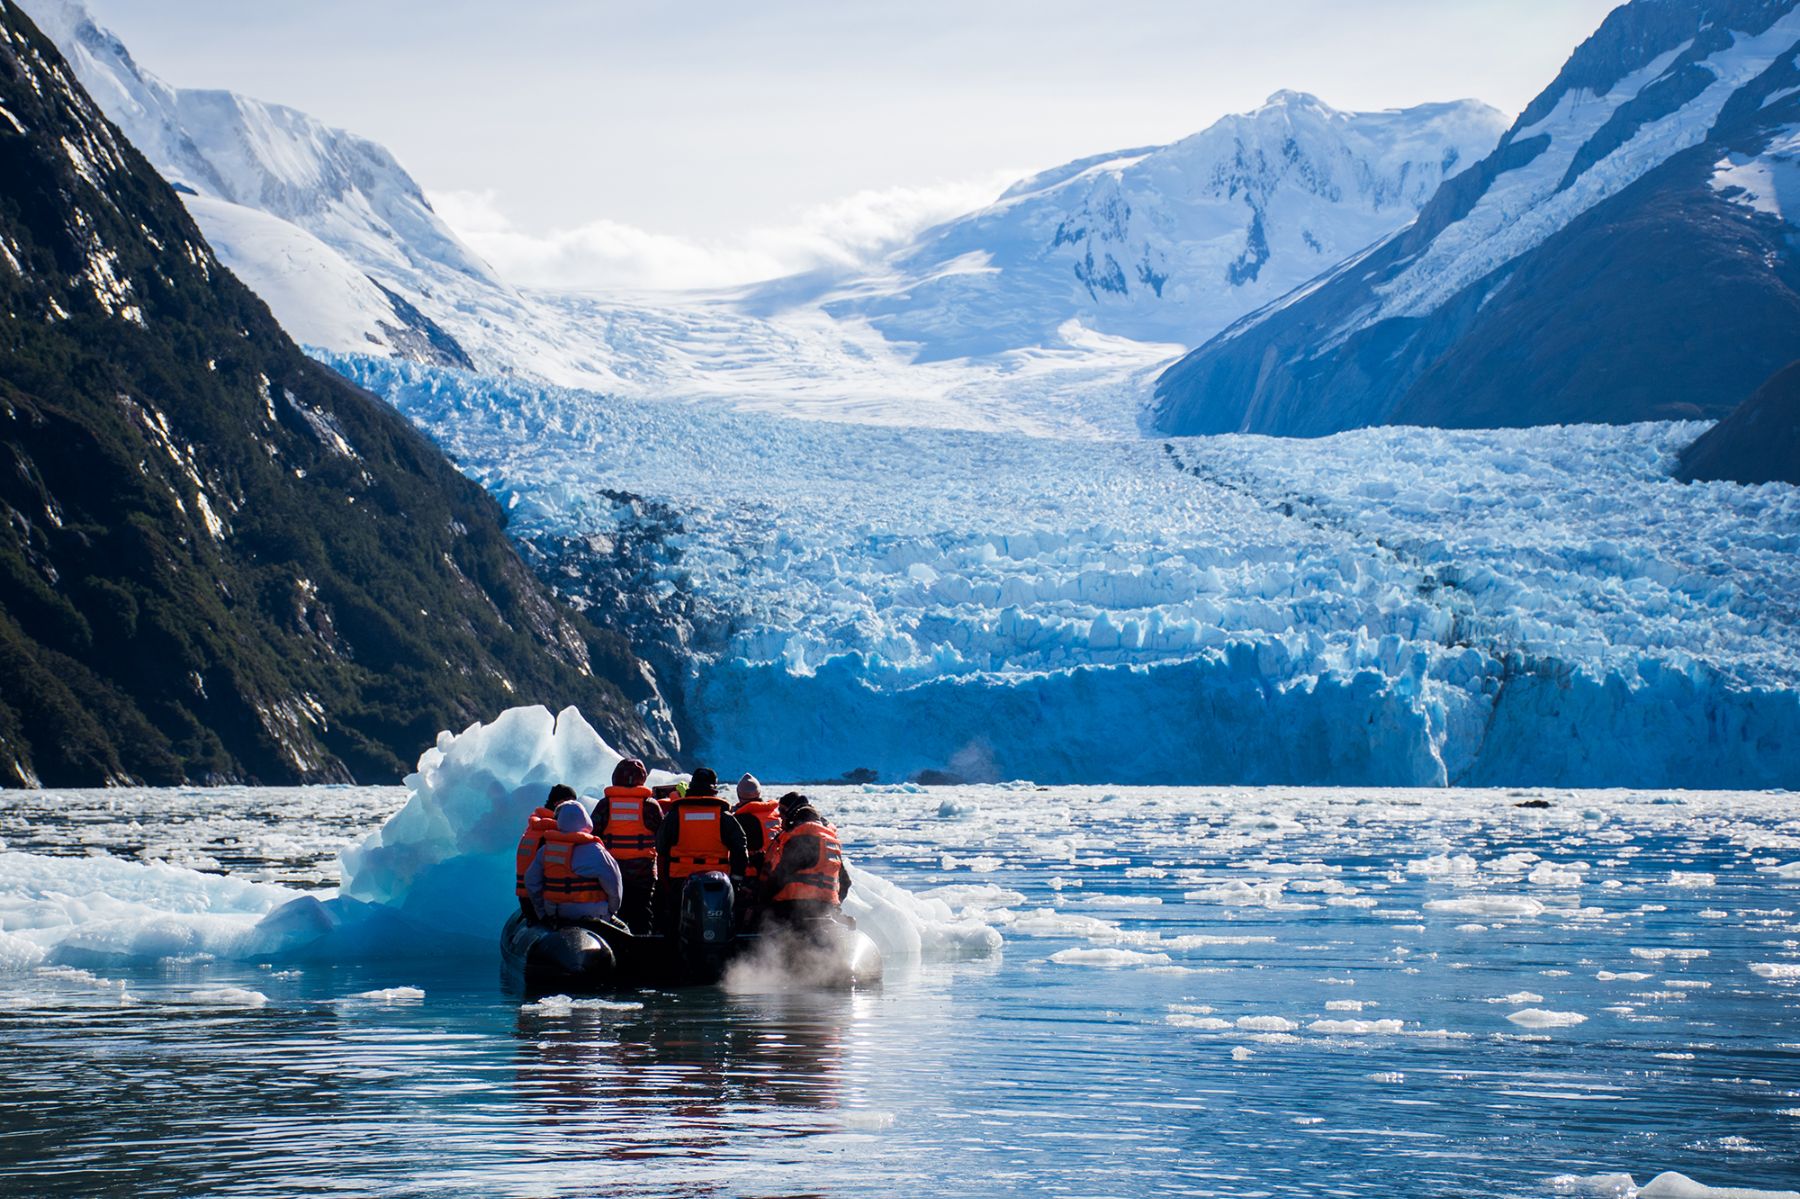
[
  {"x1": 333, "y1": 355, "x2": 1800, "y2": 788},
  {"x1": 1369, "y1": 12, "x2": 1800, "y2": 329}
]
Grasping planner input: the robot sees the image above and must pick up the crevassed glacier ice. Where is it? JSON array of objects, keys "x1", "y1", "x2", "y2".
[{"x1": 327, "y1": 355, "x2": 1800, "y2": 789}]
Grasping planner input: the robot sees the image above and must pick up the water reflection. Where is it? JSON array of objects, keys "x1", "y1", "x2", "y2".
[{"x1": 511, "y1": 990, "x2": 859, "y2": 1141}]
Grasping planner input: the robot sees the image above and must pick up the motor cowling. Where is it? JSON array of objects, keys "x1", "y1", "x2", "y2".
[{"x1": 678, "y1": 871, "x2": 736, "y2": 964}]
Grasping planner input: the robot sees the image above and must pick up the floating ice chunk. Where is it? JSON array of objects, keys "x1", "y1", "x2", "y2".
[
  {"x1": 185, "y1": 987, "x2": 268, "y2": 1007},
  {"x1": 1168, "y1": 1014, "x2": 1233, "y2": 1030},
  {"x1": 1049, "y1": 947, "x2": 1171, "y2": 968},
  {"x1": 338, "y1": 705, "x2": 625, "y2": 939},
  {"x1": 1235, "y1": 1015, "x2": 1299, "y2": 1032},
  {"x1": 521, "y1": 994, "x2": 644, "y2": 1015},
  {"x1": 1004, "y1": 909, "x2": 1123, "y2": 940},
  {"x1": 844, "y1": 867, "x2": 1003, "y2": 960},
  {"x1": 1506, "y1": 1008, "x2": 1587, "y2": 1028},
  {"x1": 918, "y1": 883, "x2": 1025, "y2": 911},
  {"x1": 1184, "y1": 879, "x2": 1316, "y2": 910},
  {"x1": 32, "y1": 965, "x2": 133, "y2": 1002},
  {"x1": 1638, "y1": 1171, "x2": 1800, "y2": 1199},
  {"x1": 936, "y1": 797, "x2": 978, "y2": 819},
  {"x1": 1454, "y1": 923, "x2": 1490, "y2": 933},
  {"x1": 1750, "y1": 963, "x2": 1800, "y2": 980},
  {"x1": 1757, "y1": 862, "x2": 1800, "y2": 878},
  {"x1": 1366, "y1": 1071, "x2": 1405, "y2": 1083},
  {"x1": 339, "y1": 986, "x2": 425, "y2": 1003},
  {"x1": 1230, "y1": 1046, "x2": 1255, "y2": 1061},
  {"x1": 1325, "y1": 1000, "x2": 1370, "y2": 1011},
  {"x1": 1486, "y1": 991, "x2": 1545, "y2": 1004},
  {"x1": 1550, "y1": 1174, "x2": 1637, "y2": 1197},
  {"x1": 1632, "y1": 948, "x2": 1710, "y2": 962},
  {"x1": 1079, "y1": 894, "x2": 1163, "y2": 907},
  {"x1": 1597, "y1": 971, "x2": 1654, "y2": 982},
  {"x1": 1409, "y1": 854, "x2": 1478, "y2": 876},
  {"x1": 1529, "y1": 862, "x2": 1586, "y2": 886},
  {"x1": 1424, "y1": 896, "x2": 1546, "y2": 917},
  {"x1": 1667, "y1": 872, "x2": 1717, "y2": 888},
  {"x1": 0, "y1": 930, "x2": 44, "y2": 972},
  {"x1": 0, "y1": 846, "x2": 299, "y2": 965},
  {"x1": 1309, "y1": 1018, "x2": 1403, "y2": 1034},
  {"x1": 1154, "y1": 934, "x2": 1276, "y2": 950}
]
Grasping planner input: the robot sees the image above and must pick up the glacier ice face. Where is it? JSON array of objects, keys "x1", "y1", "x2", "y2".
[{"x1": 330, "y1": 354, "x2": 1800, "y2": 789}]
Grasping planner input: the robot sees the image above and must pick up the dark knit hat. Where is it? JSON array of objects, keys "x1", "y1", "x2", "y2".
[{"x1": 687, "y1": 767, "x2": 719, "y2": 796}]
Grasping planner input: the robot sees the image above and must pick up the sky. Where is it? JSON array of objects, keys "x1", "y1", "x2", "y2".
[{"x1": 81, "y1": 0, "x2": 1622, "y2": 289}]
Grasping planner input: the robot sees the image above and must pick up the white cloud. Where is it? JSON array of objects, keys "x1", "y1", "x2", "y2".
[{"x1": 429, "y1": 173, "x2": 1015, "y2": 292}]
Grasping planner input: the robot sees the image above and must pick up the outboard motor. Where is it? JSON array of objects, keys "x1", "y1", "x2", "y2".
[{"x1": 678, "y1": 871, "x2": 737, "y2": 978}]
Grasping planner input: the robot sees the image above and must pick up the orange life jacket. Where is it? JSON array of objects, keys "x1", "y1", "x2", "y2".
[
  {"x1": 666, "y1": 798, "x2": 732, "y2": 880},
  {"x1": 599, "y1": 785, "x2": 659, "y2": 864},
  {"x1": 514, "y1": 808, "x2": 558, "y2": 899},
  {"x1": 537, "y1": 828, "x2": 611, "y2": 908},
  {"x1": 772, "y1": 821, "x2": 843, "y2": 905},
  {"x1": 735, "y1": 799, "x2": 782, "y2": 882}
]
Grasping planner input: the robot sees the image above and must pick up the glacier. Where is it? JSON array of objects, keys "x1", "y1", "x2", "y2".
[{"x1": 328, "y1": 355, "x2": 1800, "y2": 790}]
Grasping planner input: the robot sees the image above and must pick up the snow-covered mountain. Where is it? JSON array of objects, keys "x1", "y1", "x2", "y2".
[
  {"x1": 816, "y1": 92, "x2": 1507, "y2": 359},
  {"x1": 1155, "y1": 0, "x2": 1800, "y2": 437},
  {"x1": 20, "y1": 0, "x2": 637, "y2": 388},
  {"x1": 27, "y1": 0, "x2": 1513, "y2": 431}
]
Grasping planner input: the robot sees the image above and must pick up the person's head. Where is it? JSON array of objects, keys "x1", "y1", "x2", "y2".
[
  {"x1": 547, "y1": 783, "x2": 577, "y2": 810},
  {"x1": 612, "y1": 758, "x2": 648, "y2": 789},
  {"x1": 777, "y1": 791, "x2": 807, "y2": 819},
  {"x1": 786, "y1": 805, "x2": 823, "y2": 830},
  {"x1": 554, "y1": 801, "x2": 593, "y2": 833},
  {"x1": 687, "y1": 767, "x2": 718, "y2": 797},
  {"x1": 736, "y1": 773, "x2": 762, "y2": 803}
]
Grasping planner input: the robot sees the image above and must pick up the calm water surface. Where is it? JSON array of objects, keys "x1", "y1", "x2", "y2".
[{"x1": 1, "y1": 785, "x2": 1797, "y2": 1197}]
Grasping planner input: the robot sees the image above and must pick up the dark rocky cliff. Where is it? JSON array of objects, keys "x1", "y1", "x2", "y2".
[{"x1": 0, "y1": 4, "x2": 667, "y2": 785}]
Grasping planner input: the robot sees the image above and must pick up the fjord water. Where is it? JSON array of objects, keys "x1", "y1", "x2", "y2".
[{"x1": 1, "y1": 786, "x2": 1797, "y2": 1197}]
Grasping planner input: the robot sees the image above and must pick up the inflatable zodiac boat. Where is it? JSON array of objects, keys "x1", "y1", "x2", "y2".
[{"x1": 501, "y1": 871, "x2": 882, "y2": 992}]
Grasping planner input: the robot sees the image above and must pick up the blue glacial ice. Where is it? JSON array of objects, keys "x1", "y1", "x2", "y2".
[{"x1": 326, "y1": 355, "x2": 1800, "y2": 789}]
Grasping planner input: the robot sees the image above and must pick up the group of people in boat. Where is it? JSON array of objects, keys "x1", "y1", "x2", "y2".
[{"x1": 514, "y1": 762, "x2": 852, "y2": 936}]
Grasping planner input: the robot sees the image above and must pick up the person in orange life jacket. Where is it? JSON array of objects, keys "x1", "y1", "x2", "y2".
[
  {"x1": 653, "y1": 767, "x2": 748, "y2": 933},
  {"x1": 766, "y1": 791, "x2": 810, "y2": 862},
  {"x1": 763, "y1": 803, "x2": 851, "y2": 926},
  {"x1": 525, "y1": 801, "x2": 624, "y2": 924},
  {"x1": 591, "y1": 758, "x2": 663, "y2": 934},
  {"x1": 514, "y1": 784, "x2": 574, "y2": 919},
  {"x1": 732, "y1": 773, "x2": 783, "y2": 890}
]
